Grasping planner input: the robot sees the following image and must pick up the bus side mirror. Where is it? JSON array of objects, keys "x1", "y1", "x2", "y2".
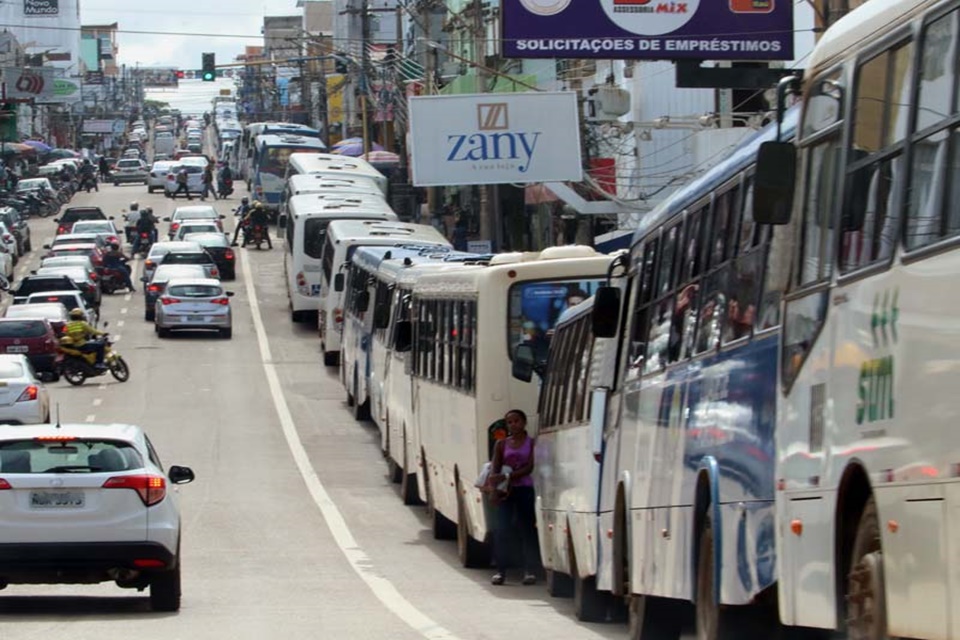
[
  {"x1": 593, "y1": 286, "x2": 621, "y2": 338},
  {"x1": 334, "y1": 273, "x2": 344, "y2": 292},
  {"x1": 511, "y1": 344, "x2": 536, "y2": 383},
  {"x1": 754, "y1": 141, "x2": 796, "y2": 225},
  {"x1": 394, "y1": 320, "x2": 412, "y2": 352},
  {"x1": 356, "y1": 290, "x2": 370, "y2": 313},
  {"x1": 373, "y1": 303, "x2": 390, "y2": 329}
]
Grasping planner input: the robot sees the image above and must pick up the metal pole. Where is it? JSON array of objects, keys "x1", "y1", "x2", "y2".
[
  {"x1": 361, "y1": 0, "x2": 371, "y2": 158},
  {"x1": 423, "y1": 1, "x2": 436, "y2": 220}
]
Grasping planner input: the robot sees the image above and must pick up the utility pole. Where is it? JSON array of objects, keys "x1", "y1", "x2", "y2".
[
  {"x1": 473, "y1": 0, "x2": 497, "y2": 249},
  {"x1": 360, "y1": 0, "x2": 372, "y2": 158},
  {"x1": 422, "y1": 0, "x2": 437, "y2": 221}
]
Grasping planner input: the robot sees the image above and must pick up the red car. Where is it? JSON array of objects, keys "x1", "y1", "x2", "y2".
[{"x1": 0, "y1": 318, "x2": 61, "y2": 381}]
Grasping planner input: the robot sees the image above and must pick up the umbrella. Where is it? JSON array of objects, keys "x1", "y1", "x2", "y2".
[
  {"x1": 333, "y1": 141, "x2": 385, "y2": 157},
  {"x1": 22, "y1": 140, "x2": 51, "y2": 153},
  {"x1": 46, "y1": 148, "x2": 81, "y2": 159},
  {"x1": 362, "y1": 150, "x2": 400, "y2": 165},
  {"x1": 0, "y1": 143, "x2": 36, "y2": 156}
]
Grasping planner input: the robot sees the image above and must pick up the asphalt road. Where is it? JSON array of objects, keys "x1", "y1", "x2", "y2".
[{"x1": 0, "y1": 183, "x2": 631, "y2": 640}]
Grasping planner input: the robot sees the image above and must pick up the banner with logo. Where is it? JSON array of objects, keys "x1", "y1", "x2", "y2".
[
  {"x1": 503, "y1": 0, "x2": 793, "y2": 60},
  {"x1": 137, "y1": 67, "x2": 179, "y2": 88},
  {"x1": 408, "y1": 92, "x2": 582, "y2": 187},
  {"x1": 2, "y1": 67, "x2": 56, "y2": 101}
]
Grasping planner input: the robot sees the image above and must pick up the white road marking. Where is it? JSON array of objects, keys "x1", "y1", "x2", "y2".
[
  {"x1": 92, "y1": 398, "x2": 102, "y2": 407},
  {"x1": 113, "y1": 335, "x2": 121, "y2": 343},
  {"x1": 117, "y1": 320, "x2": 125, "y2": 328},
  {"x1": 84, "y1": 414, "x2": 95, "y2": 422},
  {"x1": 98, "y1": 384, "x2": 107, "y2": 390},
  {"x1": 241, "y1": 251, "x2": 460, "y2": 640},
  {"x1": 120, "y1": 307, "x2": 128, "y2": 315}
]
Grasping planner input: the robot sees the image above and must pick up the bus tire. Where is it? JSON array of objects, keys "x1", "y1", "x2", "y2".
[
  {"x1": 353, "y1": 376, "x2": 370, "y2": 421},
  {"x1": 425, "y1": 464, "x2": 455, "y2": 540},
  {"x1": 846, "y1": 496, "x2": 887, "y2": 640},
  {"x1": 696, "y1": 509, "x2": 750, "y2": 640},
  {"x1": 546, "y1": 568, "x2": 573, "y2": 598},
  {"x1": 572, "y1": 549, "x2": 608, "y2": 622},
  {"x1": 291, "y1": 310, "x2": 309, "y2": 323},
  {"x1": 323, "y1": 349, "x2": 339, "y2": 367},
  {"x1": 400, "y1": 443, "x2": 421, "y2": 505},
  {"x1": 628, "y1": 595, "x2": 682, "y2": 640},
  {"x1": 457, "y1": 489, "x2": 490, "y2": 568}
]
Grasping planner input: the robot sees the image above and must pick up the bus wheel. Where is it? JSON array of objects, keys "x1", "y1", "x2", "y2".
[
  {"x1": 546, "y1": 568, "x2": 573, "y2": 598},
  {"x1": 847, "y1": 497, "x2": 887, "y2": 640},
  {"x1": 425, "y1": 466, "x2": 455, "y2": 540},
  {"x1": 629, "y1": 595, "x2": 682, "y2": 640},
  {"x1": 572, "y1": 549, "x2": 608, "y2": 622},
  {"x1": 353, "y1": 375, "x2": 370, "y2": 421},
  {"x1": 457, "y1": 489, "x2": 489, "y2": 568},
  {"x1": 400, "y1": 443, "x2": 421, "y2": 506},
  {"x1": 696, "y1": 510, "x2": 746, "y2": 640}
]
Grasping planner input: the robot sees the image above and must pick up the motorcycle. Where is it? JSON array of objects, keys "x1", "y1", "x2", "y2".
[
  {"x1": 249, "y1": 222, "x2": 268, "y2": 250},
  {"x1": 133, "y1": 231, "x2": 153, "y2": 258},
  {"x1": 101, "y1": 259, "x2": 133, "y2": 294},
  {"x1": 57, "y1": 333, "x2": 129, "y2": 386},
  {"x1": 81, "y1": 174, "x2": 99, "y2": 193},
  {"x1": 217, "y1": 177, "x2": 233, "y2": 199}
]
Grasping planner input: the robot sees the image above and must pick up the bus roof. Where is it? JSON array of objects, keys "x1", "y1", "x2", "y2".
[
  {"x1": 245, "y1": 121, "x2": 321, "y2": 136},
  {"x1": 351, "y1": 245, "x2": 461, "y2": 276},
  {"x1": 810, "y1": 0, "x2": 932, "y2": 72},
  {"x1": 326, "y1": 220, "x2": 450, "y2": 248},
  {"x1": 631, "y1": 106, "x2": 800, "y2": 245},
  {"x1": 288, "y1": 193, "x2": 395, "y2": 217},
  {"x1": 287, "y1": 173, "x2": 383, "y2": 196},
  {"x1": 255, "y1": 133, "x2": 326, "y2": 150},
  {"x1": 287, "y1": 153, "x2": 384, "y2": 177}
]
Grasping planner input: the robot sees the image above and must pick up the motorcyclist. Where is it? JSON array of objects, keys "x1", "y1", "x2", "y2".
[
  {"x1": 62, "y1": 308, "x2": 106, "y2": 370},
  {"x1": 103, "y1": 242, "x2": 135, "y2": 292},
  {"x1": 79, "y1": 159, "x2": 98, "y2": 192},
  {"x1": 98, "y1": 156, "x2": 110, "y2": 180},
  {"x1": 132, "y1": 207, "x2": 159, "y2": 255},
  {"x1": 248, "y1": 201, "x2": 272, "y2": 249},
  {"x1": 123, "y1": 202, "x2": 140, "y2": 244},
  {"x1": 230, "y1": 197, "x2": 251, "y2": 246}
]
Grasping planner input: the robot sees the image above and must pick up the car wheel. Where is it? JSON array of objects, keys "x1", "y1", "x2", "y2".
[
  {"x1": 158, "y1": 327, "x2": 170, "y2": 338},
  {"x1": 145, "y1": 310, "x2": 155, "y2": 321},
  {"x1": 24, "y1": 238, "x2": 31, "y2": 252},
  {"x1": 113, "y1": 182, "x2": 119, "y2": 187},
  {"x1": 150, "y1": 565, "x2": 181, "y2": 612},
  {"x1": 220, "y1": 327, "x2": 232, "y2": 339},
  {"x1": 147, "y1": 187, "x2": 153, "y2": 193}
]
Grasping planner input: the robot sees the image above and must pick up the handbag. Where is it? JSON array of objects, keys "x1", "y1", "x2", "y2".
[{"x1": 475, "y1": 462, "x2": 512, "y2": 492}]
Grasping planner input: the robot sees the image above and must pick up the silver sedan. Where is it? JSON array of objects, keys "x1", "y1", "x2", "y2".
[{"x1": 154, "y1": 278, "x2": 233, "y2": 339}]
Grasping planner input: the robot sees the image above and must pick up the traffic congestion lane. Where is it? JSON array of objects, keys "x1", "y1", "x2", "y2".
[{"x1": 1, "y1": 186, "x2": 424, "y2": 640}]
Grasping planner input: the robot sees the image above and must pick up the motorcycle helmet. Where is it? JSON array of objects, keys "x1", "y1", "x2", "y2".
[
  {"x1": 69, "y1": 308, "x2": 85, "y2": 320},
  {"x1": 241, "y1": 196, "x2": 249, "y2": 205},
  {"x1": 110, "y1": 242, "x2": 120, "y2": 251},
  {"x1": 130, "y1": 201, "x2": 139, "y2": 211},
  {"x1": 252, "y1": 201, "x2": 263, "y2": 209}
]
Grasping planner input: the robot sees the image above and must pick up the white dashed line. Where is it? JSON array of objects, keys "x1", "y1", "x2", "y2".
[
  {"x1": 120, "y1": 307, "x2": 128, "y2": 315},
  {"x1": 98, "y1": 383, "x2": 107, "y2": 390},
  {"x1": 84, "y1": 414, "x2": 95, "y2": 423},
  {"x1": 92, "y1": 398, "x2": 102, "y2": 407},
  {"x1": 112, "y1": 335, "x2": 122, "y2": 343},
  {"x1": 117, "y1": 320, "x2": 125, "y2": 328}
]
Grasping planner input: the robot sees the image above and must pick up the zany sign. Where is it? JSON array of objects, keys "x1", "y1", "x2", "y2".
[{"x1": 408, "y1": 91, "x2": 583, "y2": 187}]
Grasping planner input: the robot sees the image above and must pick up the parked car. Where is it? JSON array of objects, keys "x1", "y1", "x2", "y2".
[
  {"x1": 181, "y1": 232, "x2": 235, "y2": 280},
  {"x1": 0, "y1": 222, "x2": 18, "y2": 264},
  {"x1": 0, "y1": 207, "x2": 30, "y2": 255},
  {"x1": 2, "y1": 301, "x2": 70, "y2": 335},
  {"x1": 54, "y1": 207, "x2": 108, "y2": 236},
  {"x1": 0, "y1": 319, "x2": 61, "y2": 382},
  {"x1": 142, "y1": 264, "x2": 209, "y2": 321},
  {"x1": 0, "y1": 422, "x2": 196, "y2": 610},
  {"x1": 154, "y1": 278, "x2": 233, "y2": 339},
  {"x1": 113, "y1": 158, "x2": 149, "y2": 186},
  {"x1": 148, "y1": 160, "x2": 176, "y2": 193},
  {"x1": 0, "y1": 354, "x2": 50, "y2": 423}
]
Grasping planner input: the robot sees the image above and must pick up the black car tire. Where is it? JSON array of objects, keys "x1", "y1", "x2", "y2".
[{"x1": 150, "y1": 565, "x2": 181, "y2": 612}]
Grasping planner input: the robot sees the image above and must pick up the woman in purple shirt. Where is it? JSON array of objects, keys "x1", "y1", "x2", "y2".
[{"x1": 488, "y1": 409, "x2": 538, "y2": 586}]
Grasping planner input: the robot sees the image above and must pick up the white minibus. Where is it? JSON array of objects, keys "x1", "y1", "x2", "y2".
[
  {"x1": 284, "y1": 154, "x2": 387, "y2": 195},
  {"x1": 284, "y1": 194, "x2": 398, "y2": 323},
  {"x1": 318, "y1": 221, "x2": 450, "y2": 366},
  {"x1": 279, "y1": 174, "x2": 385, "y2": 226}
]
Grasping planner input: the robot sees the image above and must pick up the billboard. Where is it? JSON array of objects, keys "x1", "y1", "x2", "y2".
[
  {"x1": 2, "y1": 67, "x2": 56, "y2": 101},
  {"x1": 503, "y1": 0, "x2": 793, "y2": 60},
  {"x1": 408, "y1": 92, "x2": 582, "y2": 187},
  {"x1": 138, "y1": 67, "x2": 179, "y2": 88},
  {"x1": 0, "y1": 0, "x2": 80, "y2": 70}
]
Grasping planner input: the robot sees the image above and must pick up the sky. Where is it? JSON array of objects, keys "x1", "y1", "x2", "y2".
[{"x1": 80, "y1": 0, "x2": 302, "y2": 71}]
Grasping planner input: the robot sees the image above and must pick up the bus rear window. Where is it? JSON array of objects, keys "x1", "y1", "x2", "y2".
[{"x1": 508, "y1": 279, "x2": 602, "y2": 360}]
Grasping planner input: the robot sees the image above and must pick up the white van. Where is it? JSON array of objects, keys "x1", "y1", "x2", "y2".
[
  {"x1": 153, "y1": 132, "x2": 175, "y2": 159},
  {"x1": 284, "y1": 194, "x2": 398, "y2": 323},
  {"x1": 318, "y1": 220, "x2": 451, "y2": 366},
  {"x1": 280, "y1": 173, "x2": 385, "y2": 226},
  {"x1": 284, "y1": 154, "x2": 388, "y2": 195}
]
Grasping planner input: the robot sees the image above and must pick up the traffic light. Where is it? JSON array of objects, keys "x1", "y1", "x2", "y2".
[
  {"x1": 175, "y1": 70, "x2": 185, "y2": 79},
  {"x1": 201, "y1": 53, "x2": 215, "y2": 82}
]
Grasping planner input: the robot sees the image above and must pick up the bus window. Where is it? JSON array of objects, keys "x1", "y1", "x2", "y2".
[
  {"x1": 303, "y1": 218, "x2": 329, "y2": 259},
  {"x1": 507, "y1": 279, "x2": 601, "y2": 362},
  {"x1": 722, "y1": 250, "x2": 763, "y2": 344}
]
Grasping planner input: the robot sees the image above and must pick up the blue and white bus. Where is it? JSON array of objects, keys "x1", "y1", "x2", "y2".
[
  {"x1": 239, "y1": 122, "x2": 322, "y2": 181},
  {"x1": 584, "y1": 111, "x2": 799, "y2": 634},
  {"x1": 251, "y1": 134, "x2": 327, "y2": 214}
]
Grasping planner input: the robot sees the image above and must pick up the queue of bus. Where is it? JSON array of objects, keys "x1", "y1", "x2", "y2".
[{"x1": 274, "y1": 2, "x2": 955, "y2": 637}]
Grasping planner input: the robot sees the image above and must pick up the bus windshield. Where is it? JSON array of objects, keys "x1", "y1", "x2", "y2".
[
  {"x1": 508, "y1": 278, "x2": 602, "y2": 360},
  {"x1": 259, "y1": 148, "x2": 315, "y2": 177}
]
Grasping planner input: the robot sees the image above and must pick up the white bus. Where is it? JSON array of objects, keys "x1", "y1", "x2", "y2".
[
  {"x1": 752, "y1": 0, "x2": 960, "y2": 637},
  {"x1": 284, "y1": 194, "x2": 398, "y2": 323},
  {"x1": 251, "y1": 134, "x2": 327, "y2": 213},
  {"x1": 279, "y1": 174, "x2": 385, "y2": 226},
  {"x1": 516, "y1": 295, "x2": 619, "y2": 616},
  {"x1": 406, "y1": 247, "x2": 608, "y2": 568},
  {"x1": 238, "y1": 122, "x2": 321, "y2": 182},
  {"x1": 318, "y1": 220, "x2": 450, "y2": 366},
  {"x1": 284, "y1": 153, "x2": 388, "y2": 195}
]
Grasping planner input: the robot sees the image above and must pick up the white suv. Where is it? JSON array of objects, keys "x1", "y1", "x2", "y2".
[{"x1": 0, "y1": 423, "x2": 195, "y2": 611}]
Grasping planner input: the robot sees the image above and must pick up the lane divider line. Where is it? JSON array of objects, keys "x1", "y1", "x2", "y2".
[
  {"x1": 84, "y1": 414, "x2": 95, "y2": 423},
  {"x1": 240, "y1": 247, "x2": 460, "y2": 640},
  {"x1": 92, "y1": 398, "x2": 102, "y2": 407}
]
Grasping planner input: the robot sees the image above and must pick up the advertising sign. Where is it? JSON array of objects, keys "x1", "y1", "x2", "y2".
[
  {"x1": 24, "y1": 0, "x2": 59, "y2": 17},
  {"x1": 138, "y1": 67, "x2": 179, "y2": 88},
  {"x1": 2, "y1": 67, "x2": 55, "y2": 101},
  {"x1": 503, "y1": 0, "x2": 793, "y2": 60},
  {"x1": 0, "y1": 0, "x2": 79, "y2": 71},
  {"x1": 409, "y1": 92, "x2": 583, "y2": 187}
]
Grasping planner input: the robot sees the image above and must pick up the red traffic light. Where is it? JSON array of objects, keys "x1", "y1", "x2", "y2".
[{"x1": 175, "y1": 70, "x2": 185, "y2": 79}]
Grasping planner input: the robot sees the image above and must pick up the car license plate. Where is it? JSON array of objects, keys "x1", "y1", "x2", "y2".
[
  {"x1": 30, "y1": 491, "x2": 85, "y2": 508},
  {"x1": 5, "y1": 345, "x2": 28, "y2": 353}
]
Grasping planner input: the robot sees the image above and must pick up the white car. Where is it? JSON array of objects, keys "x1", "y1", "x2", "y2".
[
  {"x1": 24, "y1": 291, "x2": 98, "y2": 327},
  {"x1": 69, "y1": 220, "x2": 121, "y2": 247},
  {"x1": 173, "y1": 220, "x2": 221, "y2": 242},
  {"x1": 163, "y1": 165, "x2": 204, "y2": 198},
  {"x1": 165, "y1": 205, "x2": 224, "y2": 239},
  {"x1": 154, "y1": 277, "x2": 233, "y2": 338},
  {"x1": 0, "y1": 355, "x2": 49, "y2": 424},
  {"x1": 148, "y1": 161, "x2": 176, "y2": 193},
  {"x1": 0, "y1": 422, "x2": 195, "y2": 610},
  {"x1": 0, "y1": 222, "x2": 15, "y2": 278}
]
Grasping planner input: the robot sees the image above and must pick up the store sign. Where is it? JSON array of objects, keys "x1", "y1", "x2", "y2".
[
  {"x1": 503, "y1": 0, "x2": 793, "y2": 60},
  {"x1": 408, "y1": 92, "x2": 582, "y2": 187},
  {"x1": 24, "y1": 0, "x2": 58, "y2": 17},
  {"x1": 2, "y1": 67, "x2": 55, "y2": 101}
]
